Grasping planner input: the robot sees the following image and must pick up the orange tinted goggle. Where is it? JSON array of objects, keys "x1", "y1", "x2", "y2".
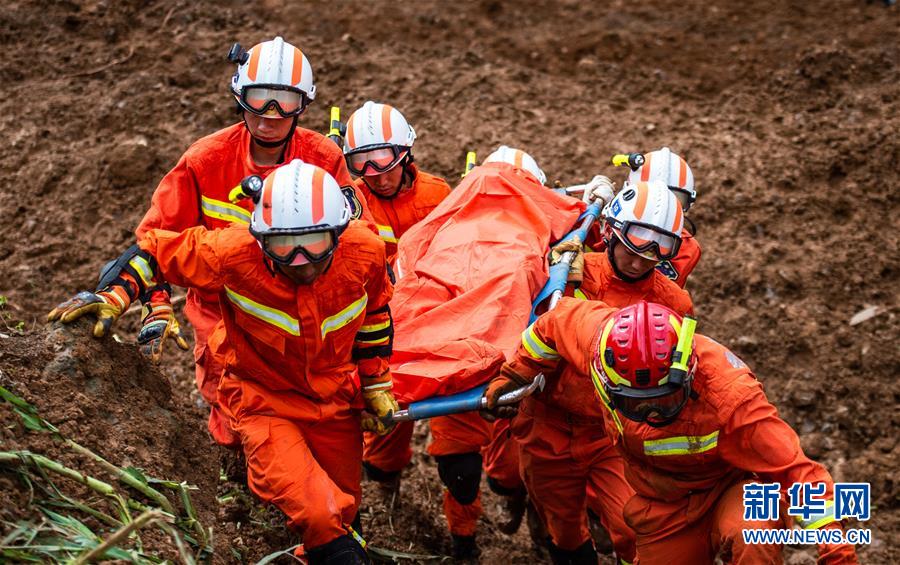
[
  {"x1": 346, "y1": 146, "x2": 407, "y2": 176},
  {"x1": 239, "y1": 86, "x2": 309, "y2": 118}
]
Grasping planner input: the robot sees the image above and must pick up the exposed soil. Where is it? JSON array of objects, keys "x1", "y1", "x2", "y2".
[{"x1": 0, "y1": 0, "x2": 897, "y2": 563}]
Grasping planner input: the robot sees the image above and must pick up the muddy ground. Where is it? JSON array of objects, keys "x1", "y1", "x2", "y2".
[{"x1": 0, "y1": 0, "x2": 897, "y2": 563}]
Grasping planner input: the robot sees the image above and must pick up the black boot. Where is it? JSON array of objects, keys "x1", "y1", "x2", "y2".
[
  {"x1": 547, "y1": 539, "x2": 597, "y2": 565},
  {"x1": 488, "y1": 477, "x2": 527, "y2": 535},
  {"x1": 362, "y1": 461, "x2": 402, "y2": 508},
  {"x1": 451, "y1": 533, "x2": 481, "y2": 560},
  {"x1": 305, "y1": 534, "x2": 370, "y2": 565}
]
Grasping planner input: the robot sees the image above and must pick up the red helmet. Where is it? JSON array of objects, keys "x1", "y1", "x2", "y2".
[{"x1": 591, "y1": 301, "x2": 697, "y2": 427}]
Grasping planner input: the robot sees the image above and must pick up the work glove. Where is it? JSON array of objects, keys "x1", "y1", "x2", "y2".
[
  {"x1": 361, "y1": 382, "x2": 400, "y2": 436},
  {"x1": 480, "y1": 364, "x2": 532, "y2": 421},
  {"x1": 549, "y1": 235, "x2": 585, "y2": 285},
  {"x1": 137, "y1": 288, "x2": 189, "y2": 362},
  {"x1": 47, "y1": 286, "x2": 132, "y2": 337},
  {"x1": 582, "y1": 175, "x2": 616, "y2": 206}
]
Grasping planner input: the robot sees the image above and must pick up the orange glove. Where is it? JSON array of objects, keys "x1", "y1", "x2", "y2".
[
  {"x1": 47, "y1": 286, "x2": 132, "y2": 337},
  {"x1": 481, "y1": 364, "x2": 533, "y2": 421},
  {"x1": 137, "y1": 287, "x2": 189, "y2": 362}
]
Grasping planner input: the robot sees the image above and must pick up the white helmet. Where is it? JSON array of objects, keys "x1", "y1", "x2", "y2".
[
  {"x1": 602, "y1": 180, "x2": 683, "y2": 261},
  {"x1": 627, "y1": 147, "x2": 696, "y2": 210},
  {"x1": 248, "y1": 160, "x2": 350, "y2": 265},
  {"x1": 229, "y1": 36, "x2": 315, "y2": 118},
  {"x1": 343, "y1": 101, "x2": 416, "y2": 176},
  {"x1": 483, "y1": 145, "x2": 547, "y2": 185}
]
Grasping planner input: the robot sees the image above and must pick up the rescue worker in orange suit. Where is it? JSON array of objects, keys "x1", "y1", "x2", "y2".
[
  {"x1": 622, "y1": 147, "x2": 701, "y2": 288},
  {"x1": 128, "y1": 37, "x2": 372, "y2": 447},
  {"x1": 343, "y1": 101, "x2": 451, "y2": 266},
  {"x1": 50, "y1": 160, "x2": 396, "y2": 564},
  {"x1": 484, "y1": 180, "x2": 692, "y2": 565},
  {"x1": 488, "y1": 299, "x2": 859, "y2": 565}
]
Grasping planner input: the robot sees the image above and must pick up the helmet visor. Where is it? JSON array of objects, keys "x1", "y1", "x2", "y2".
[
  {"x1": 241, "y1": 86, "x2": 306, "y2": 118},
  {"x1": 346, "y1": 146, "x2": 407, "y2": 176},
  {"x1": 611, "y1": 384, "x2": 688, "y2": 425},
  {"x1": 263, "y1": 231, "x2": 335, "y2": 265},
  {"x1": 616, "y1": 221, "x2": 682, "y2": 261}
]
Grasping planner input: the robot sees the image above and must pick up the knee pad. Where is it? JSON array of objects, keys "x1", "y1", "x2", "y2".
[
  {"x1": 305, "y1": 533, "x2": 370, "y2": 565},
  {"x1": 435, "y1": 452, "x2": 482, "y2": 505}
]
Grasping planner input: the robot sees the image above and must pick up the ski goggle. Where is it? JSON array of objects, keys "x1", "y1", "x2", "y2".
[
  {"x1": 261, "y1": 231, "x2": 335, "y2": 265},
  {"x1": 609, "y1": 383, "x2": 690, "y2": 426},
  {"x1": 345, "y1": 145, "x2": 408, "y2": 177},
  {"x1": 609, "y1": 219, "x2": 682, "y2": 261},
  {"x1": 238, "y1": 86, "x2": 309, "y2": 118}
]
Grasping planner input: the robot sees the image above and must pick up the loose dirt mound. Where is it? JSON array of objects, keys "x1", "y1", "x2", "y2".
[
  {"x1": 0, "y1": 321, "x2": 219, "y2": 561},
  {"x1": 1, "y1": 0, "x2": 897, "y2": 563}
]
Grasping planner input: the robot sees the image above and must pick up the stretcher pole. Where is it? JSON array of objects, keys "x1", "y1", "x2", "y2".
[{"x1": 386, "y1": 195, "x2": 605, "y2": 423}]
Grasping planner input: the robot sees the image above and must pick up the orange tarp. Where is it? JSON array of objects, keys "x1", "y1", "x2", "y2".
[{"x1": 389, "y1": 162, "x2": 584, "y2": 403}]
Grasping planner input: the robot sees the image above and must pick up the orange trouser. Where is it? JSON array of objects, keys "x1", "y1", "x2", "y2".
[
  {"x1": 220, "y1": 376, "x2": 363, "y2": 550},
  {"x1": 629, "y1": 481, "x2": 782, "y2": 564},
  {"x1": 184, "y1": 292, "x2": 239, "y2": 447},
  {"x1": 482, "y1": 418, "x2": 524, "y2": 492},
  {"x1": 362, "y1": 421, "x2": 415, "y2": 473},
  {"x1": 513, "y1": 400, "x2": 636, "y2": 560},
  {"x1": 429, "y1": 412, "x2": 491, "y2": 536}
]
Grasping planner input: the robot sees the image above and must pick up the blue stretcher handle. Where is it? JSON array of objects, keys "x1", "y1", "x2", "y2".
[
  {"x1": 400, "y1": 384, "x2": 489, "y2": 421},
  {"x1": 529, "y1": 201, "x2": 603, "y2": 323}
]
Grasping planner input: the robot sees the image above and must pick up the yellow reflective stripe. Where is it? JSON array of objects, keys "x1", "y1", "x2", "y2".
[
  {"x1": 590, "y1": 363, "x2": 624, "y2": 434},
  {"x1": 796, "y1": 501, "x2": 836, "y2": 529},
  {"x1": 356, "y1": 336, "x2": 390, "y2": 345},
  {"x1": 321, "y1": 294, "x2": 368, "y2": 338},
  {"x1": 573, "y1": 288, "x2": 588, "y2": 300},
  {"x1": 643, "y1": 431, "x2": 719, "y2": 456},
  {"x1": 359, "y1": 320, "x2": 391, "y2": 333},
  {"x1": 128, "y1": 256, "x2": 154, "y2": 287},
  {"x1": 521, "y1": 325, "x2": 559, "y2": 360},
  {"x1": 599, "y1": 319, "x2": 629, "y2": 386},
  {"x1": 201, "y1": 196, "x2": 251, "y2": 224},
  {"x1": 362, "y1": 381, "x2": 392, "y2": 392},
  {"x1": 375, "y1": 224, "x2": 397, "y2": 243},
  {"x1": 224, "y1": 286, "x2": 300, "y2": 336}
]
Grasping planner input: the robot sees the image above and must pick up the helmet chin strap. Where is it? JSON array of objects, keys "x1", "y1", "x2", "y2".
[{"x1": 607, "y1": 237, "x2": 654, "y2": 283}]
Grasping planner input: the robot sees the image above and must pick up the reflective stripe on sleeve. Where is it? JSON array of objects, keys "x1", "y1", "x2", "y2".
[
  {"x1": 201, "y1": 196, "x2": 251, "y2": 224},
  {"x1": 128, "y1": 256, "x2": 154, "y2": 288},
  {"x1": 796, "y1": 501, "x2": 837, "y2": 530},
  {"x1": 521, "y1": 325, "x2": 559, "y2": 360}
]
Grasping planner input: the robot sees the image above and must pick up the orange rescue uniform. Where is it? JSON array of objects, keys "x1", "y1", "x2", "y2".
[
  {"x1": 502, "y1": 255, "x2": 692, "y2": 560},
  {"x1": 135, "y1": 122, "x2": 372, "y2": 445},
  {"x1": 137, "y1": 222, "x2": 393, "y2": 550},
  {"x1": 354, "y1": 165, "x2": 451, "y2": 264},
  {"x1": 515, "y1": 299, "x2": 858, "y2": 564}
]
